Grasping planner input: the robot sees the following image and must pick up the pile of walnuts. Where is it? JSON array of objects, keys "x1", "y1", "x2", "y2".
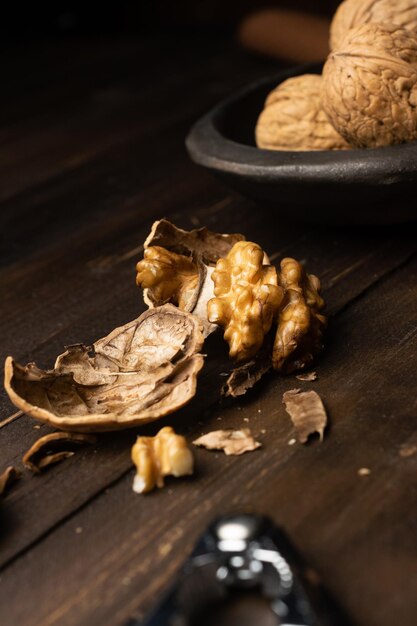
[{"x1": 256, "y1": 0, "x2": 417, "y2": 150}]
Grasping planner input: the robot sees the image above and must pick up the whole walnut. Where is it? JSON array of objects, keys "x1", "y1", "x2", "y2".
[
  {"x1": 255, "y1": 74, "x2": 350, "y2": 152},
  {"x1": 322, "y1": 23, "x2": 417, "y2": 148},
  {"x1": 330, "y1": 0, "x2": 417, "y2": 51},
  {"x1": 337, "y1": 21, "x2": 417, "y2": 66}
]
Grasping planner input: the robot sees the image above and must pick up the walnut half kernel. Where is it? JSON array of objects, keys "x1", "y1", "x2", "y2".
[
  {"x1": 273, "y1": 258, "x2": 326, "y2": 373},
  {"x1": 131, "y1": 426, "x2": 194, "y2": 494},
  {"x1": 207, "y1": 241, "x2": 284, "y2": 362},
  {"x1": 136, "y1": 246, "x2": 200, "y2": 310}
]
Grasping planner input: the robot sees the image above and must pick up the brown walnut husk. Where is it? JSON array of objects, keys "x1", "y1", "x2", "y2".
[
  {"x1": 4, "y1": 305, "x2": 204, "y2": 432},
  {"x1": 323, "y1": 23, "x2": 417, "y2": 148},
  {"x1": 256, "y1": 74, "x2": 350, "y2": 151},
  {"x1": 330, "y1": 0, "x2": 417, "y2": 51}
]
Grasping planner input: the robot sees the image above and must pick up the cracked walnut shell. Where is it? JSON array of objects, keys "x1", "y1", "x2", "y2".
[
  {"x1": 256, "y1": 74, "x2": 350, "y2": 151},
  {"x1": 207, "y1": 241, "x2": 284, "y2": 362},
  {"x1": 323, "y1": 23, "x2": 417, "y2": 148},
  {"x1": 330, "y1": 0, "x2": 417, "y2": 51},
  {"x1": 131, "y1": 426, "x2": 193, "y2": 494},
  {"x1": 4, "y1": 305, "x2": 204, "y2": 432},
  {"x1": 273, "y1": 258, "x2": 326, "y2": 373}
]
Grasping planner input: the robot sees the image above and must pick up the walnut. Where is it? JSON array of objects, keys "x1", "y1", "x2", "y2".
[
  {"x1": 131, "y1": 426, "x2": 193, "y2": 494},
  {"x1": 335, "y1": 21, "x2": 417, "y2": 66},
  {"x1": 207, "y1": 241, "x2": 284, "y2": 362},
  {"x1": 273, "y1": 258, "x2": 326, "y2": 373},
  {"x1": 255, "y1": 74, "x2": 350, "y2": 151},
  {"x1": 330, "y1": 0, "x2": 417, "y2": 51},
  {"x1": 136, "y1": 246, "x2": 200, "y2": 310},
  {"x1": 322, "y1": 23, "x2": 417, "y2": 148}
]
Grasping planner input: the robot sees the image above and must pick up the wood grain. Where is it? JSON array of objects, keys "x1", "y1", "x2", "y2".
[{"x1": 0, "y1": 37, "x2": 416, "y2": 626}]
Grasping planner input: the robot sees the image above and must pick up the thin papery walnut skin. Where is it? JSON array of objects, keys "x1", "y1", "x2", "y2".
[
  {"x1": 131, "y1": 426, "x2": 193, "y2": 494},
  {"x1": 136, "y1": 246, "x2": 199, "y2": 309},
  {"x1": 273, "y1": 258, "x2": 326, "y2": 373},
  {"x1": 207, "y1": 241, "x2": 284, "y2": 362},
  {"x1": 323, "y1": 23, "x2": 417, "y2": 148},
  {"x1": 330, "y1": 0, "x2": 417, "y2": 52}
]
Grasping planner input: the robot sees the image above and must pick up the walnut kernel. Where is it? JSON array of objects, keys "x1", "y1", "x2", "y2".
[
  {"x1": 136, "y1": 246, "x2": 199, "y2": 310},
  {"x1": 131, "y1": 426, "x2": 193, "y2": 494},
  {"x1": 273, "y1": 258, "x2": 326, "y2": 373},
  {"x1": 207, "y1": 241, "x2": 284, "y2": 362}
]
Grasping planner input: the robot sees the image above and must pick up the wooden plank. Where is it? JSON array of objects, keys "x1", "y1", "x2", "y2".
[
  {"x1": 0, "y1": 252, "x2": 416, "y2": 626},
  {"x1": 0, "y1": 41, "x2": 270, "y2": 205},
  {"x1": 0, "y1": 201, "x2": 416, "y2": 568}
]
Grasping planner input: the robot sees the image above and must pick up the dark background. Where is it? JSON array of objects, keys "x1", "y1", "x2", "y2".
[{"x1": 2, "y1": 1, "x2": 339, "y2": 41}]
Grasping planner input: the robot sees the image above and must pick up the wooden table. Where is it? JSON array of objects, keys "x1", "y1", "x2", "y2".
[{"x1": 1, "y1": 37, "x2": 416, "y2": 626}]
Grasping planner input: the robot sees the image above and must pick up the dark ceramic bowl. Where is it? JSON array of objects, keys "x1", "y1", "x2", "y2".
[{"x1": 186, "y1": 62, "x2": 417, "y2": 223}]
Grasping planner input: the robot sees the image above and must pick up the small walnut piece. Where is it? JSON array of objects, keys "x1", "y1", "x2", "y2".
[
  {"x1": 193, "y1": 428, "x2": 261, "y2": 455},
  {"x1": 282, "y1": 389, "x2": 328, "y2": 443},
  {"x1": 0, "y1": 466, "x2": 20, "y2": 498},
  {"x1": 136, "y1": 246, "x2": 199, "y2": 310},
  {"x1": 208, "y1": 241, "x2": 284, "y2": 362},
  {"x1": 23, "y1": 432, "x2": 96, "y2": 474},
  {"x1": 273, "y1": 258, "x2": 326, "y2": 373},
  {"x1": 256, "y1": 74, "x2": 350, "y2": 151},
  {"x1": 330, "y1": 0, "x2": 417, "y2": 51},
  {"x1": 131, "y1": 426, "x2": 193, "y2": 494},
  {"x1": 323, "y1": 23, "x2": 417, "y2": 148}
]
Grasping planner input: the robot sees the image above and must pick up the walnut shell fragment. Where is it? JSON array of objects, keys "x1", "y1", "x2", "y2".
[
  {"x1": 282, "y1": 389, "x2": 328, "y2": 443},
  {"x1": 131, "y1": 426, "x2": 193, "y2": 494},
  {"x1": 296, "y1": 371, "x2": 317, "y2": 382},
  {"x1": 256, "y1": 74, "x2": 350, "y2": 151},
  {"x1": 4, "y1": 305, "x2": 204, "y2": 432},
  {"x1": 193, "y1": 428, "x2": 261, "y2": 455},
  {"x1": 330, "y1": 0, "x2": 417, "y2": 51},
  {"x1": 208, "y1": 241, "x2": 284, "y2": 362},
  {"x1": 273, "y1": 258, "x2": 326, "y2": 374},
  {"x1": 22, "y1": 432, "x2": 96, "y2": 473},
  {"x1": 0, "y1": 466, "x2": 20, "y2": 497},
  {"x1": 137, "y1": 219, "x2": 245, "y2": 335},
  {"x1": 323, "y1": 23, "x2": 417, "y2": 148},
  {"x1": 222, "y1": 346, "x2": 273, "y2": 398}
]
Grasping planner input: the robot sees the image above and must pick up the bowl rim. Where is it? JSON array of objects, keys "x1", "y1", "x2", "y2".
[{"x1": 186, "y1": 62, "x2": 417, "y2": 185}]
